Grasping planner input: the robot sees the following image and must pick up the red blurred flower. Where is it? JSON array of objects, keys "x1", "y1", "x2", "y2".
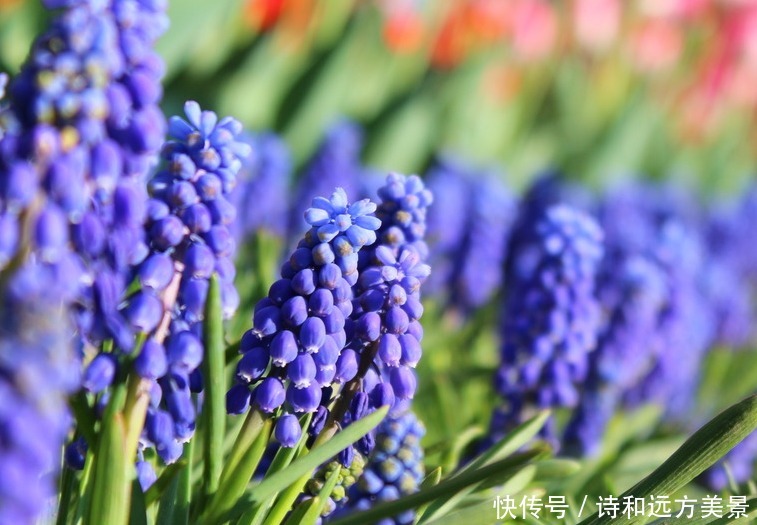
[{"x1": 244, "y1": 0, "x2": 286, "y2": 31}]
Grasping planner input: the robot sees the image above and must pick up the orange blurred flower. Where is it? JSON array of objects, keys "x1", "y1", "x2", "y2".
[{"x1": 243, "y1": 0, "x2": 286, "y2": 31}]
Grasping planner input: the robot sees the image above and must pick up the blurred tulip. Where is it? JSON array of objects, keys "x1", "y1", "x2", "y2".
[
  {"x1": 629, "y1": 19, "x2": 682, "y2": 72},
  {"x1": 572, "y1": 0, "x2": 621, "y2": 53},
  {"x1": 382, "y1": 8, "x2": 425, "y2": 54},
  {"x1": 511, "y1": 0, "x2": 557, "y2": 61},
  {"x1": 244, "y1": 0, "x2": 286, "y2": 31}
]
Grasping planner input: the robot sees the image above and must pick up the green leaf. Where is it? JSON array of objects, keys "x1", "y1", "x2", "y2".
[
  {"x1": 69, "y1": 392, "x2": 97, "y2": 445},
  {"x1": 419, "y1": 411, "x2": 550, "y2": 523},
  {"x1": 562, "y1": 405, "x2": 662, "y2": 496},
  {"x1": 533, "y1": 458, "x2": 582, "y2": 480},
  {"x1": 219, "y1": 410, "x2": 268, "y2": 490},
  {"x1": 176, "y1": 437, "x2": 194, "y2": 525},
  {"x1": 129, "y1": 477, "x2": 149, "y2": 525},
  {"x1": 56, "y1": 451, "x2": 78, "y2": 525},
  {"x1": 201, "y1": 274, "x2": 226, "y2": 502},
  {"x1": 309, "y1": 466, "x2": 343, "y2": 520},
  {"x1": 422, "y1": 496, "x2": 508, "y2": 525},
  {"x1": 260, "y1": 470, "x2": 312, "y2": 525},
  {"x1": 251, "y1": 407, "x2": 387, "y2": 503},
  {"x1": 282, "y1": 465, "x2": 341, "y2": 525},
  {"x1": 437, "y1": 426, "x2": 485, "y2": 472},
  {"x1": 237, "y1": 414, "x2": 313, "y2": 525},
  {"x1": 155, "y1": 476, "x2": 179, "y2": 525},
  {"x1": 421, "y1": 467, "x2": 443, "y2": 490},
  {"x1": 73, "y1": 449, "x2": 95, "y2": 525},
  {"x1": 281, "y1": 498, "x2": 318, "y2": 525},
  {"x1": 328, "y1": 449, "x2": 547, "y2": 525},
  {"x1": 87, "y1": 384, "x2": 130, "y2": 525},
  {"x1": 476, "y1": 463, "x2": 536, "y2": 493},
  {"x1": 460, "y1": 411, "x2": 551, "y2": 475},
  {"x1": 217, "y1": 407, "x2": 388, "y2": 523},
  {"x1": 144, "y1": 460, "x2": 188, "y2": 507},
  {"x1": 203, "y1": 415, "x2": 273, "y2": 523},
  {"x1": 578, "y1": 394, "x2": 757, "y2": 525}
]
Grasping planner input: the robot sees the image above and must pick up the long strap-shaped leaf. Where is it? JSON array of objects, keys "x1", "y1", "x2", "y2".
[
  {"x1": 419, "y1": 410, "x2": 550, "y2": 523},
  {"x1": 201, "y1": 274, "x2": 227, "y2": 503},
  {"x1": 578, "y1": 394, "x2": 757, "y2": 525},
  {"x1": 327, "y1": 449, "x2": 547, "y2": 525},
  {"x1": 210, "y1": 406, "x2": 389, "y2": 524}
]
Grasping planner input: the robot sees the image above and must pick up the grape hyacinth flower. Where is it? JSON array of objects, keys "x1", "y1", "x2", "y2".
[
  {"x1": 423, "y1": 157, "x2": 470, "y2": 296},
  {"x1": 129, "y1": 101, "x2": 249, "y2": 463},
  {"x1": 0, "y1": 0, "x2": 168, "y2": 350},
  {"x1": 503, "y1": 172, "x2": 593, "y2": 276},
  {"x1": 347, "y1": 175, "x2": 432, "y2": 399},
  {"x1": 230, "y1": 132, "x2": 292, "y2": 241},
  {"x1": 287, "y1": 120, "x2": 364, "y2": 242},
  {"x1": 226, "y1": 187, "x2": 380, "y2": 426},
  {"x1": 623, "y1": 220, "x2": 714, "y2": 420},
  {"x1": 309, "y1": 173, "x2": 432, "y2": 466},
  {"x1": 0, "y1": 293, "x2": 78, "y2": 523},
  {"x1": 703, "y1": 200, "x2": 755, "y2": 348},
  {"x1": 335, "y1": 411, "x2": 425, "y2": 525},
  {"x1": 425, "y1": 158, "x2": 515, "y2": 313},
  {"x1": 564, "y1": 256, "x2": 666, "y2": 456},
  {"x1": 712, "y1": 185, "x2": 757, "y2": 283},
  {"x1": 491, "y1": 205, "x2": 603, "y2": 448},
  {"x1": 450, "y1": 173, "x2": 515, "y2": 312},
  {"x1": 372, "y1": 173, "x2": 432, "y2": 260},
  {"x1": 595, "y1": 183, "x2": 718, "y2": 424}
]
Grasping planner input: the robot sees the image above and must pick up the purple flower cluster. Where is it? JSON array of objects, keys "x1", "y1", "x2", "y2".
[
  {"x1": 334, "y1": 173, "x2": 431, "y2": 460},
  {"x1": 287, "y1": 174, "x2": 431, "y2": 478},
  {"x1": 226, "y1": 187, "x2": 381, "y2": 435},
  {"x1": 491, "y1": 204, "x2": 603, "y2": 448},
  {"x1": 0, "y1": 0, "x2": 168, "y2": 352},
  {"x1": 0, "y1": 295, "x2": 78, "y2": 524},
  {"x1": 703, "y1": 198, "x2": 756, "y2": 348},
  {"x1": 334, "y1": 411, "x2": 425, "y2": 525},
  {"x1": 126, "y1": 101, "x2": 250, "y2": 463},
  {"x1": 615, "y1": 211, "x2": 713, "y2": 420},
  {"x1": 564, "y1": 256, "x2": 666, "y2": 456},
  {"x1": 288, "y1": 120, "x2": 364, "y2": 242},
  {"x1": 425, "y1": 158, "x2": 516, "y2": 312}
]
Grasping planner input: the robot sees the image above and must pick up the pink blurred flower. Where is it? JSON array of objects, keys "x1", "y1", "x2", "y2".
[
  {"x1": 629, "y1": 19, "x2": 683, "y2": 72},
  {"x1": 727, "y1": 64, "x2": 757, "y2": 107},
  {"x1": 638, "y1": 0, "x2": 711, "y2": 19},
  {"x1": 511, "y1": 0, "x2": 557, "y2": 61},
  {"x1": 572, "y1": 0, "x2": 621, "y2": 53}
]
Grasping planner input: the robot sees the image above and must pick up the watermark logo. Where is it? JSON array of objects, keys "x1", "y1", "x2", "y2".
[{"x1": 492, "y1": 494, "x2": 750, "y2": 522}]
